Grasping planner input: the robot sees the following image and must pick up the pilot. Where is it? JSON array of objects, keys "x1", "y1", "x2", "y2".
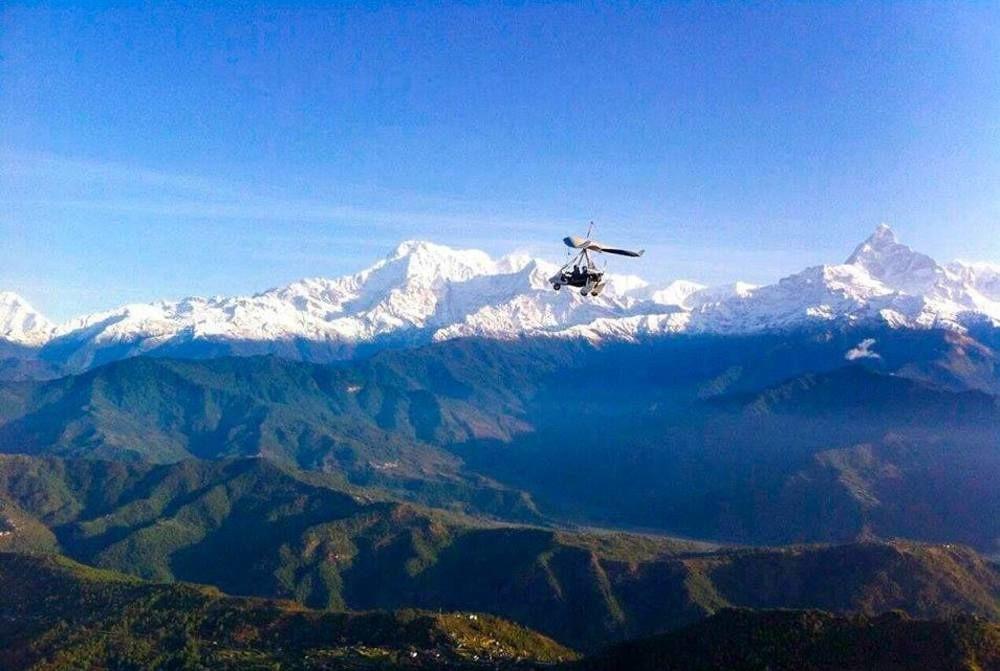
[{"x1": 570, "y1": 265, "x2": 582, "y2": 283}]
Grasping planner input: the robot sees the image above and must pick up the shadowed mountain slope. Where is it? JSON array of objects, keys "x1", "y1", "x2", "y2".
[
  {"x1": 1, "y1": 332, "x2": 998, "y2": 551},
  {"x1": 570, "y1": 608, "x2": 1000, "y2": 671}
]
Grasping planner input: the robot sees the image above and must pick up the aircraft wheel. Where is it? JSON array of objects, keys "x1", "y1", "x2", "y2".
[
  {"x1": 581, "y1": 288, "x2": 589, "y2": 296},
  {"x1": 553, "y1": 283, "x2": 561, "y2": 291}
]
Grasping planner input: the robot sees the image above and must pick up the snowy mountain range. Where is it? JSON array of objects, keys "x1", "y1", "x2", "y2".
[{"x1": 3, "y1": 225, "x2": 1000, "y2": 372}]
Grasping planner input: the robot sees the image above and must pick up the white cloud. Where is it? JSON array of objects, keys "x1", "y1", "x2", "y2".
[{"x1": 845, "y1": 338, "x2": 881, "y2": 361}]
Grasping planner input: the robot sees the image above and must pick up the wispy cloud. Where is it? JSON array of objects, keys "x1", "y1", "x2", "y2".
[{"x1": 0, "y1": 149, "x2": 573, "y2": 234}]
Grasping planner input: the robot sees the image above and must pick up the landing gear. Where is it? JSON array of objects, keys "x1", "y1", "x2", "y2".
[{"x1": 548, "y1": 266, "x2": 606, "y2": 297}]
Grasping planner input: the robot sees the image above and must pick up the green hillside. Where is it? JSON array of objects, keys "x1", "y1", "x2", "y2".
[
  {"x1": 0, "y1": 454, "x2": 996, "y2": 651},
  {"x1": 0, "y1": 350, "x2": 544, "y2": 521},
  {"x1": 0, "y1": 552, "x2": 575, "y2": 670}
]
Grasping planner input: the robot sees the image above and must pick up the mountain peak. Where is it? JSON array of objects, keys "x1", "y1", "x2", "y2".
[
  {"x1": 846, "y1": 224, "x2": 899, "y2": 264},
  {"x1": 871, "y1": 223, "x2": 897, "y2": 244},
  {"x1": 392, "y1": 239, "x2": 438, "y2": 258},
  {"x1": 843, "y1": 225, "x2": 945, "y2": 296},
  {"x1": 381, "y1": 240, "x2": 496, "y2": 287},
  {"x1": 0, "y1": 292, "x2": 54, "y2": 346}
]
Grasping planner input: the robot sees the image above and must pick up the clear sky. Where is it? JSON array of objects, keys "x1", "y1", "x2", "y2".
[{"x1": 2, "y1": 2, "x2": 998, "y2": 321}]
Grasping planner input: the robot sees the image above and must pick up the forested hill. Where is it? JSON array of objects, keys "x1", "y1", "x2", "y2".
[
  {"x1": 0, "y1": 552, "x2": 575, "y2": 670},
  {"x1": 0, "y1": 454, "x2": 997, "y2": 652}
]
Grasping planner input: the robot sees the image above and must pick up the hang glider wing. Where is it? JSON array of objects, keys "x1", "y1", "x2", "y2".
[
  {"x1": 563, "y1": 236, "x2": 644, "y2": 257},
  {"x1": 596, "y1": 245, "x2": 644, "y2": 257}
]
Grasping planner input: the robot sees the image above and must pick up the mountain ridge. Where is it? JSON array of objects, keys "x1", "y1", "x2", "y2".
[{"x1": 4, "y1": 226, "x2": 1000, "y2": 373}]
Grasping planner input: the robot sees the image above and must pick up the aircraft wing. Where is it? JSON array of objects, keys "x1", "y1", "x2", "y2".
[
  {"x1": 596, "y1": 245, "x2": 644, "y2": 257},
  {"x1": 563, "y1": 236, "x2": 644, "y2": 257}
]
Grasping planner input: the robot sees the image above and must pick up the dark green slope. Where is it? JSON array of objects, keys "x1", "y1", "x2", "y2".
[
  {"x1": 570, "y1": 608, "x2": 1000, "y2": 671},
  {"x1": 0, "y1": 352, "x2": 542, "y2": 520},
  {"x1": 0, "y1": 339, "x2": 569, "y2": 462},
  {"x1": 687, "y1": 541, "x2": 1000, "y2": 619},
  {"x1": 337, "y1": 535, "x2": 1000, "y2": 651},
  {"x1": 0, "y1": 552, "x2": 576, "y2": 671},
  {"x1": 0, "y1": 455, "x2": 996, "y2": 652},
  {"x1": 0, "y1": 454, "x2": 711, "y2": 650},
  {"x1": 0, "y1": 353, "x2": 461, "y2": 463}
]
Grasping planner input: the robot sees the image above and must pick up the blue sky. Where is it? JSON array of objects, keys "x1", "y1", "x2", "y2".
[{"x1": 2, "y1": 2, "x2": 998, "y2": 321}]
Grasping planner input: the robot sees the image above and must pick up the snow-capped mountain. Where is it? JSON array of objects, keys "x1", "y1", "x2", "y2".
[
  {"x1": 0, "y1": 292, "x2": 54, "y2": 346},
  {"x1": 27, "y1": 240, "x2": 655, "y2": 370},
  {"x1": 666, "y1": 225, "x2": 1000, "y2": 336},
  {"x1": 3, "y1": 225, "x2": 999, "y2": 372}
]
